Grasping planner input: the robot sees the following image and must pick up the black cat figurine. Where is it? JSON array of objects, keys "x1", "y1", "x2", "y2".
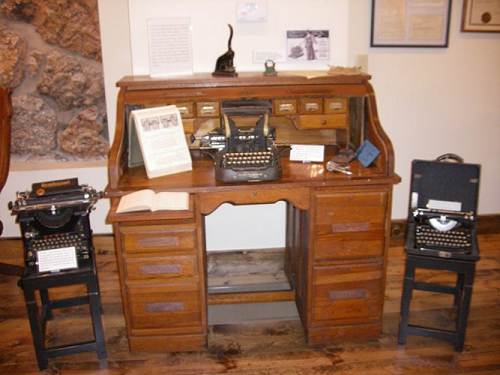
[{"x1": 213, "y1": 24, "x2": 237, "y2": 77}]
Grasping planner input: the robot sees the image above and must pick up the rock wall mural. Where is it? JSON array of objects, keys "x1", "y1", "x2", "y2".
[{"x1": 0, "y1": 0, "x2": 108, "y2": 164}]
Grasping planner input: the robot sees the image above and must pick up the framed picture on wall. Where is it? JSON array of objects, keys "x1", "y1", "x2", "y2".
[
  {"x1": 462, "y1": 0, "x2": 500, "y2": 32},
  {"x1": 371, "y1": 0, "x2": 452, "y2": 47}
]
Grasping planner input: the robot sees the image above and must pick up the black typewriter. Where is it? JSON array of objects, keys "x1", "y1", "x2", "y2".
[
  {"x1": 405, "y1": 156, "x2": 480, "y2": 260},
  {"x1": 208, "y1": 100, "x2": 281, "y2": 183},
  {"x1": 9, "y1": 178, "x2": 102, "y2": 274}
]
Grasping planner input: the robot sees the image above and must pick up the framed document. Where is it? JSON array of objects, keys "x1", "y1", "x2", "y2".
[
  {"x1": 462, "y1": 0, "x2": 500, "y2": 32},
  {"x1": 371, "y1": 0, "x2": 452, "y2": 47}
]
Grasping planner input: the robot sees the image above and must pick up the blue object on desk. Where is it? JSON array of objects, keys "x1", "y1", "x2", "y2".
[{"x1": 356, "y1": 140, "x2": 380, "y2": 167}]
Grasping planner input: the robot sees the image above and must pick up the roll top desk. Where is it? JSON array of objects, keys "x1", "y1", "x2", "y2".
[{"x1": 106, "y1": 72, "x2": 400, "y2": 352}]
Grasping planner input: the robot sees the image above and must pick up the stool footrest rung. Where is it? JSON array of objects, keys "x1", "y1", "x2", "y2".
[
  {"x1": 413, "y1": 281, "x2": 457, "y2": 294},
  {"x1": 49, "y1": 296, "x2": 90, "y2": 309},
  {"x1": 46, "y1": 341, "x2": 98, "y2": 358},
  {"x1": 407, "y1": 324, "x2": 456, "y2": 343}
]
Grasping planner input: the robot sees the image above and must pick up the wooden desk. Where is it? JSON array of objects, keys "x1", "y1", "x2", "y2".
[{"x1": 107, "y1": 73, "x2": 400, "y2": 352}]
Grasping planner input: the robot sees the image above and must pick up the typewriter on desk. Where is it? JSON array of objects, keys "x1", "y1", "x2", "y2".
[
  {"x1": 200, "y1": 100, "x2": 281, "y2": 183},
  {"x1": 405, "y1": 156, "x2": 480, "y2": 260},
  {"x1": 9, "y1": 178, "x2": 102, "y2": 274}
]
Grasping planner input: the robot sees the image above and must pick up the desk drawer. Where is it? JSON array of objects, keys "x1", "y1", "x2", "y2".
[
  {"x1": 120, "y1": 224, "x2": 197, "y2": 254},
  {"x1": 125, "y1": 255, "x2": 198, "y2": 281},
  {"x1": 315, "y1": 232, "x2": 384, "y2": 261},
  {"x1": 313, "y1": 190, "x2": 387, "y2": 261},
  {"x1": 314, "y1": 190, "x2": 386, "y2": 228},
  {"x1": 128, "y1": 286, "x2": 202, "y2": 330},
  {"x1": 312, "y1": 263, "x2": 383, "y2": 325},
  {"x1": 294, "y1": 114, "x2": 347, "y2": 129}
]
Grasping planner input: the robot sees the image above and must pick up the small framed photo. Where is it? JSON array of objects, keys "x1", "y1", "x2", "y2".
[
  {"x1": 371, "y1": 0, "x2": 452, "y2": 47},
  {"x1": 462, "y1": 0, "x2": 500, "y2": 32}
]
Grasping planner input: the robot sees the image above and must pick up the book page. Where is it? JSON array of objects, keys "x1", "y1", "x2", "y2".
[
  {"x1": 132, "y1": 105, "x2": 192, "y2": 179},
  {"x1": 116, "y1": 189, "x2": 155, "y2": 213},
  {"x1": 152, "y1": 192, "x2": 190, "y2": 211}
]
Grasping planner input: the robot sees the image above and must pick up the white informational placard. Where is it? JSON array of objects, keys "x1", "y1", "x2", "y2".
[
  {"x1": 286, "y1": 30, "x2": 330, "y2": 62},
  {"x1": 290, "y1": 144, "x2": 325, "y2": 163},
  {"x1": 37, "y1": 247, "x2": 78, "y2": 273},
  {"x1": 132, "y1": 105, "x2": 192, "y2": 179},
  {"x1": 147, "y1": 17, "x2": 193, "y2": 77},
  {"x1": 236, "y1": 0, "x2": 268, "y2": 23}
]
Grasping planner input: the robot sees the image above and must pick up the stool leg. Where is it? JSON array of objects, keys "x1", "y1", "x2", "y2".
[
  {"x1": 454, "y1": 273, "x2": 465, "y2": 307},
  {"x1": 398, "y1": 258, "x2": 416, "y2": 345},
  {"x1": 39, "y1": 289, "x2": 53, "y2": 320},
  {"x1": 455, "y1": 265, "x2": 475, "y2": 352},
  {"x1": 23, "y1": 286, "x2": 49, "y2": 370},
  {"x1": 87, "y1": 276, "x2": 107, "y2": 360}
]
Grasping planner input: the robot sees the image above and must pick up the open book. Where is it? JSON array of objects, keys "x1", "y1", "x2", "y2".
[
  {"x1": 116, "y1": 189, "x2": 189, "y2": 213},
  {"x1": 132, "y1": 105, "x2": 192, "y2": 179}
]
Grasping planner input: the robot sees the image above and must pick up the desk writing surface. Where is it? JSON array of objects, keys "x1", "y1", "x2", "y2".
[{"x1": 109, "y1": 157, "x2": 397, "y2": 197}]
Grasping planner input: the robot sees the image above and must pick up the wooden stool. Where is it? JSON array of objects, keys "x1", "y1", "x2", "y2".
[
  {"x1": 397, "y1": 253, "x2": 477, "y2": 351},
  {"x1": 19, "y1": 262, "x2": 106, "y2": 370}
]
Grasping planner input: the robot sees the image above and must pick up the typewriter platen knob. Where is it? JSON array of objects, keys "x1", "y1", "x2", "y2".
[{"x1": 24, "y1": 231, "x2": 37, "y2": 239}]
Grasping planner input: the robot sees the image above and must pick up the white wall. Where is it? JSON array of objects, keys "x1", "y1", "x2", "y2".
[
  {"x1": 348, "y1": 0, "x2": 500, "y2": 218},
  {"x1": 2, "y1": 0, "x2": 499, "y2": 248},
  {"x1": 128, "y1": 0, "x2": 349, "y2": 74}
]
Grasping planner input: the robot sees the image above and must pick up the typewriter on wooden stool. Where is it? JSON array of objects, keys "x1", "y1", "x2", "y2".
[
  {"x1": 9, "y1": 178, "x2": 102, "y2": 274},
  {"x1": 406, "y1": 154, "x2": 480, "y2": 260},
  {"x1": 206, "y1": 100, "x2": 281, "y2": 183}
]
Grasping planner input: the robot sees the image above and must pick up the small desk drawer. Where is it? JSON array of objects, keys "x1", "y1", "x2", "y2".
[
  {"x1": 312, "y1": 263, "x2": 383, "y2": 324},
  {"x1": 324, "y1": 97, "x2": 347, "y2": 113},
  {"x1": 196, "y1": 101, "x2": 219, "y2": 117},
  {"x1": 299, "y1": 98, "x2": 323, "y2": 114},
  {"x1": 294, "y1": 114, "x2": 347, "y2": 129},
  {"x1": 120, "y1": 224, "x2": 197, "y2": 254},
  {"x1": 128, "y1": 286, "x2": 202, "y2": 330},
  {"x1": 175, "y1": 102, "x2": 194, "y2": 118},
  {"x1": 274, "y1": 99, "x2": 297, "y2": 115},
  {"x1": 125, "y1": 255, "x2": 198, "y2": 281}
]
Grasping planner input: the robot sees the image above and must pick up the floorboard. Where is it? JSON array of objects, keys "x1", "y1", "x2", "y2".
[{"x1": 0, "y1": 234, "x2": 499, "y2": 374}]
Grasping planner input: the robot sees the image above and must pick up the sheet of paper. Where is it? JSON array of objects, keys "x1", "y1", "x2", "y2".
[
  {"x1": 290, "y1": 144, "x2": 325, "y2": 163},
  {"x1": 37, "y1": 247, "x2": 78, "y2": 273},
  {"x1": 147, "y1": 18, "x2": 193, "y2": 77},
  {"x1": 427, "y1": 199, "x2": 462, "y2": 212},
  {"x1": 154, "y1": 192, "x2": 189, "y2": 211}
]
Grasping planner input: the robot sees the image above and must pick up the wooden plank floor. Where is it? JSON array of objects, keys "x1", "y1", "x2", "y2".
[{"x1": 0, "y1": 234, "x2": 499, "y2": 374}]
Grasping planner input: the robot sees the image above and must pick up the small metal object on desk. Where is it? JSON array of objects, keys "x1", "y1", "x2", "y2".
[
  {"x1": 264, "y1": 59, "x2": 277, "y2": 76},
  {"x1": 326, "y1": 160, "x2": 352, "y2": 175}
]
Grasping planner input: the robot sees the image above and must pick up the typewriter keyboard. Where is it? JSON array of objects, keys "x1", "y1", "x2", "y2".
[
  {"x1": 28, "y1": 233, "x2": 90, "y2": 262},
  {"x1": 415, "y1": 225, "x2": 472, "y2": 251},
  {"x1": 222, "y1": 151, "x2": 274, "y2": 168}
]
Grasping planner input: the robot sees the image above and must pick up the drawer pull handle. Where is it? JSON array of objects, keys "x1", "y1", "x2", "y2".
[
  {"x1": 140, "y1": 264, "x2": 181, "y2": 275},
  {"x1": 201, "y1": 105, "x2": 216, "y2": 115},
  {"x1": 177, "y1": 106, "x2": 189, "y2": 115},
  {"x1": 137, "y1": 237, "x2": 179, "y2": 248},
  {"x1": 279, "y1": 103, "x2": 295, "y2": 112},
  {"x1": 145, "y1": 302, "x2": 184, "y2": 313},
  {"x1": 328, "y1": 102, "x2": 343, "y2": 111},
  {"x1": 305, "y1": 102, "x2": 319, "y2": 111},
  {"x1": 331, "y1": 222, "x2": 370, "y2": 233},
  {"x1": 329, "y1": 289, "x2": 366, "y2": 300}
]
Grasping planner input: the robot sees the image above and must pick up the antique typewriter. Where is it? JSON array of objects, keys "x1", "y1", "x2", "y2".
[
  {"x1": 405, "y1": 155, "x2": 480, "y2": 260},
  {"x1": 9, "y1": 178, "x2": 102, "y2": 274},
  {"x1": 207, "y1": 100, "x2": 281, "y2": 183}
]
